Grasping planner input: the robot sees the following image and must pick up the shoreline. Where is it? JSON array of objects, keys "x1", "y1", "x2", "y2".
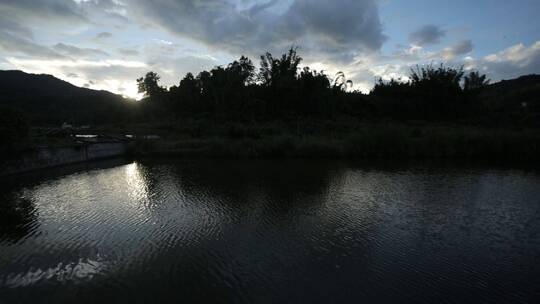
[
  {"x1": 3, "y1": 149, "x2": 540, "y2": 179},
  {"x1": 3, "y1": 122, "x2": 540, "y2": 176},
  {"x1": 131, "y1": 123, "x2": 540, "y2": 160},
  {"x1": 0, "y1": 141, "x2": 129, "y2": 176}
]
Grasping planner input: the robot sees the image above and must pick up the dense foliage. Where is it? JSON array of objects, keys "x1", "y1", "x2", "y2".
[
  {"x1": 0, "y1": 106, "x2": 29, "y2": 156},
  {"x1": 137, "y1": 48, "x2": 540, "y2": 126},
  {"x1": 1, "y1": 48, "x2": 539, "y2": 130}
]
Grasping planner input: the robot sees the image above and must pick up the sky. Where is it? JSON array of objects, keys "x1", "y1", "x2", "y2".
[{"x1": 1, "y1": 0, "x2": 539, "y2": 99}]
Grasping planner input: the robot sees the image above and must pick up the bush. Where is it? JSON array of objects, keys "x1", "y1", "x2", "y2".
[{"x1": 0, "y1": 106, "x2": 29, "y2": 156}]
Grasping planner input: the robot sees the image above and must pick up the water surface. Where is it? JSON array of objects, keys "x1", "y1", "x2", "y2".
[{"x1": 1, "y1": 159, "x2": 540, "y2": 303}]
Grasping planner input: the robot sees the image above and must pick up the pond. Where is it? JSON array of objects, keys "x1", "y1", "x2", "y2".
[{"x1": 1, "y1": 159, "x2": 539, "y2": 303}]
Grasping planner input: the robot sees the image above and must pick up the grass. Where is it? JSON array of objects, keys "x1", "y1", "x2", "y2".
[{"x1": 128, "y1": 119, "x2": 540, "y2": 160}]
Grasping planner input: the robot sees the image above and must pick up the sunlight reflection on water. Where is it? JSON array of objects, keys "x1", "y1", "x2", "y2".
[{"x1": 1, "y1": 160, "x2": 540, "y2": 303}]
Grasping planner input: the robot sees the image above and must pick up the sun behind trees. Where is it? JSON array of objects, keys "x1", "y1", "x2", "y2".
[{"x1": 136, "y1": 47, "x2": 535, "y2": 125}]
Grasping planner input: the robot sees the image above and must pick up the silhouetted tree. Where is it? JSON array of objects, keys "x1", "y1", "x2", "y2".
[
  {"x1": 170, "y1": 73, "x2": 200, "y2": 115},
  {"x1": 136, "y1": 71, "x2": 171, "y2": 119},
  {"x1": 259, "y1": 47, "x2": 302, "y2": 88},
  {"x1": 168, "y1": 56, "x2": 257, "y2": 118},
  {"x1": 296, "y1": 67, "x2": 332, "y2": 115},
  {"x1": 135, "y1": 48, "x2": 537, "y2": 125},
  {"x1": 464, "y1": 71, "x2": 490, "y2": 91},
  {"x1": 372, "y1": 78, "x2": 410, "y2": 97},
  {"x1": 370, "y1": 65, "x2": 485, "y2": 120},
  {"x1": 408, "y1": 64, "x2": 465, "y2": 120},
  {"x1": 137, "y1": 71, "x2": 165, "y2": 99},
  {"x1": 228, "y1": 56, "x2": 256, "y2": 85},
  {"x1": 0, "y1": 106, "x2": 29, "y2": 156}
]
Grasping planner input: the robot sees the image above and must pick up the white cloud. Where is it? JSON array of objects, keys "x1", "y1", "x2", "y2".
[
  {"x1": 345, "y1": 40, "x2": 540, "y2": 91},
  {"x1": 154, "y1": 39, "x2": 173, "y2": 45},
  {"x1": 483, "y1": 41, "x2": 540, "y2": 66},
  {"x1": 479, "y1": 41, "x2": 540, "y2": 80}
]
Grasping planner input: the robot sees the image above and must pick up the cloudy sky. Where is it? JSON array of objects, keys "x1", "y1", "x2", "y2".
[{"x1": 1, "y1": 0, "x2": 539, "y2": 99}]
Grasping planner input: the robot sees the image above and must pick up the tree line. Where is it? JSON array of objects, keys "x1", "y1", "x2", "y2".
[{"x1": 136, "y1": 47, "x2": 537, "y2": 124}]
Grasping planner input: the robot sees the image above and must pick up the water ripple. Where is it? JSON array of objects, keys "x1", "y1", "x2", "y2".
[{"x1": 1, "y1": 160, "x2": 540, "y2": 303}]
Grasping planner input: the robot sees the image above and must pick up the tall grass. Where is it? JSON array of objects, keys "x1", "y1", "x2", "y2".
[{"x1": 131, "y1": 120, "x2": 540, "y2": 160}]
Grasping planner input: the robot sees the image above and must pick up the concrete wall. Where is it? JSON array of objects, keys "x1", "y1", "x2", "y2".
[{"x1": 1, "y1": 142, "x2": 128, "y2": 176}]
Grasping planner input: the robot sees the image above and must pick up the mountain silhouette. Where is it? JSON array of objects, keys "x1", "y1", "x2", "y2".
[
  {"x1": 481, "y1": 74, "x2": 540, "y2": 116},
  {"x1": 0, "y1": 70, "x2": 135, "y2": 125}
]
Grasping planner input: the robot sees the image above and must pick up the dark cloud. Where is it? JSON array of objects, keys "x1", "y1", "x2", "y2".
[
  {"x1": 1, "y1": 0, "x2": 385, "y2": 64},
  {"x1": 0, "y1": 0, "x2": 128, "y2": 50},
  {"x1": 0, "y1": 0, "x2": 87, "y2": 60},
  {"x1": 438, "y1": 39, "x2": 473, "y2": 59},
  {"x1": 0, "y1": 1, "x2": 125, "y2": 63},
  {"x1": 95, "y1": 32, "x2": 113, "y2": 40},
  {"x1": 409, "y1": 25, "x2": 446, "y2": 46},
  {"x1": 77, "y1": 0, "x2": 131, "y2": 25},
  {"x1": 0, "y1": 0, "x2": 86, "y2": 23},
  {"x1": 0, "y1": 31, "x2": 64, "y2": 59},
  {"x1": 125, "y1": 0, "x2": 385, "y2": 61},
  {"x1": 0, "y1": 18, "x2": 33, "y2": 39},
  {"x1": 284, "y1": 0, "x2": 384, "y2": 49},
  {"x1": 248, "y1": 0, "x2": 279, "y2": 16},
  {"x1": 451, "y1": 40, "x2": 474, "y2": 55},
  {"x1": 53, "y1": 43, "x2": 110, "y2": 58}
]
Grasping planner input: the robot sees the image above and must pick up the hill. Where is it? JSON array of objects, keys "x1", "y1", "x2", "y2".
[
  {"x1": 0, "y1": 70, "x2": 136, "y2": 125},
  {"x1": 487, "y1": 74, "x2": 540, "y2": 91},
  {"x1": 481, "y1": 74, "x2": 540, "y2": 123}
]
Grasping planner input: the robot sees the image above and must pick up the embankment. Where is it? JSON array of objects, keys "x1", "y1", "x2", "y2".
[{"x1": 1, "y1": 141, "x2": 128, "y2": 176}]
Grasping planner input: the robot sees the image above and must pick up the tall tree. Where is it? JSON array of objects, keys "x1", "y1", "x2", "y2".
[
  {"x1": 137, "y1": 71, "x2": 165, "y2": 99},
  {"x1": 464, "y1": 71, "x2": 490, "y2": 91},
  {"x1": 258, "y1": 47, "x2": 302, "y2": 87}
]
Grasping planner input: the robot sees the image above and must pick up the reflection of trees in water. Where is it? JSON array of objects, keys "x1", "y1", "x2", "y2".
[
  {"x1": 132, "y1": 160, "x2": 354, "y2": 299},
  {"x1": 0, "y1": 194, "x2": 38, "y2": 244},
  {"x1": 166, "y1": 160, "x2": 348, "y2": 214}
]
